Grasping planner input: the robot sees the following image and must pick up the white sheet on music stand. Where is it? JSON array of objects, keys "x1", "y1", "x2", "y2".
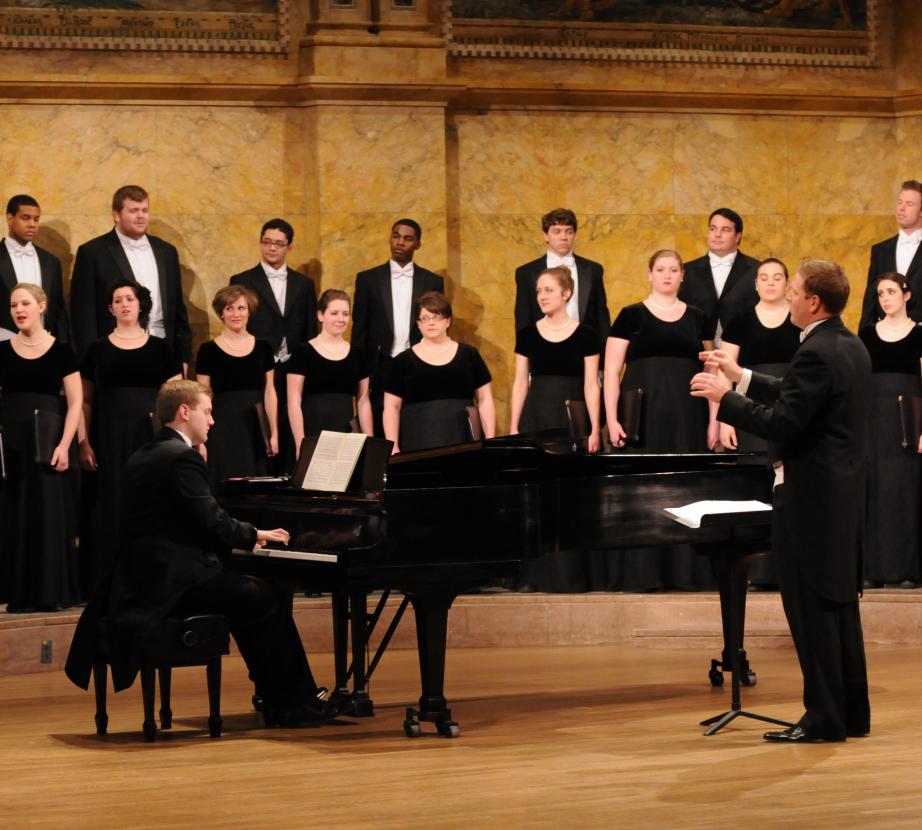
[{"x1": 664, "y1": 500, "x2": 771, "y2": 529}]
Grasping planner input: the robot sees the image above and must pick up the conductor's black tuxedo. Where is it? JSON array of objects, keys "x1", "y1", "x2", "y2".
[
  {"x1": 65, "y1": 429, "x2": 317, "y2": 707},
  {"x1": 679, "y1": 251, "x2": 760, "y2": 335},
  {"x1": 229, "y1": 264, "x2": 317, "y2": 353},
  {"x1": 0, "y1": 240, "x2": 70, "y2": 341},
  {"x1": 718, "y1": 317, "x2": 871, "y2": 739},
  {"x1": 859, "y1": 234, "x2": 922, "y2": 329},
  {"x1": 70, "y1": 229, "x2": 191, "y2": 362},
  {"x1": 514, "y1": 254, "x2": 610, "y2": 357}
]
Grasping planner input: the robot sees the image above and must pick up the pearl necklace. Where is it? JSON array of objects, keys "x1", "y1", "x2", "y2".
[
  {"x1": 113, "y1": 328, "x2": 145, "y2": 341},
  {"x1": 16, "y1": 330, "x2": 48, "y2": 347},
  {"x1": 314, "y1": 338, "x2": 349, "y2": 357},
  {"x1": 542, "y1": 316, "x2": 574, "y2": 331},
  {"x1": 220, "y1": 333, "x2": 253, "y2": 351},
  {"x1": 880, "y1": 318, "x2": 914, "y2": 332},
  {"x1": 648, "y1": 295, "x2": 680, "y2": 312},
  {"x1": 420, "y1": 338, "x2": 454, "y2": 354}
]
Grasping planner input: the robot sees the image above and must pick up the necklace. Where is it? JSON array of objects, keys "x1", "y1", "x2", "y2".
[
  {"x1": 315, "y1": 338, "x2": 348, "y2": 357},
  {"x1": 881, "y1": 318, "x2": 913, "y2": 332},
  {"x1": 648, "y1": 295, "x2": 679, "y2": 311},
  {"x1": 757, "y1": 303, "x2": 789, "y2": 317},
  {"x1": 542, "y1": 316, "x2": 574, "y2": 331},
  {"x1": 113, "y1": 329, "x2": 145, "y2": 341},
  {"x1": 420, "y1": 338, "x2": 453, "y2": 354},
  {"x1": 16, "y1": 330, "x2": 48, "y2": 347},
  {"x1": 220, "y1": 333, "x2": 252, "y2": 351}
]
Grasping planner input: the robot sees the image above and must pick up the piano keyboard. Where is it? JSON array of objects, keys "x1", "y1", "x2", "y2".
[{"x1": 232, "y1": 547, "x2": 339, "y2": 564}]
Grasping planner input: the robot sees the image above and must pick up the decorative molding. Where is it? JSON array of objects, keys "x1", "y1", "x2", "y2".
[
  {"x1": 443, "y1": 1, "x2": 880, "y2": 69},
  {"x1": 0, "y1": 1, "x2": 291, "y2": 54}
]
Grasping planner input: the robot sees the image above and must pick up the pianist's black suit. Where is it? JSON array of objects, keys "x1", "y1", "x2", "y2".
[
  {"x1": 859, "y1": 234, "x2": 922, "y2": 329},
  {"x1": 70, "y1": 229, "x2": 192, "y2": 362},
  {"x1": 0, "y1": 240, "x2": 70, "y2": 341},
  {"x1": 679, "y1": 251, "x2": 759, "y2": 335},
  {"x1": 718, "y1": 318, "x2": 871, "y2": 739},
  {"x1": 514, "y1": 254, "x2": 610, "y2": 359},
  {"x1": 65, "y1": 428, "x2": 319, "y2": 708}
]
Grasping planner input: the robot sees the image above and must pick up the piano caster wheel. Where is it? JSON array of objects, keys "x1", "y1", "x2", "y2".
[
  {"x1": 708, "y1": 668, "x2": 724, "y2": 687},
  {"x1": 404, "y1": 721, "x2": 422, "y2": 738},
  {"x1": 438, "y1": 722, "x2": 460, "y2": 739},
  {"x1": 742, "y1": 671, "x2": 757, "y2": 687},
  {"x1": 252, "y1": 694, "x2": 263, "y2": 712}
]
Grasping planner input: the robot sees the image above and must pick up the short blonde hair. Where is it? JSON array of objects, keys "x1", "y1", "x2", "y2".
[{"x1": 155, "y1": 379, "x2": 211, "y2": 426}]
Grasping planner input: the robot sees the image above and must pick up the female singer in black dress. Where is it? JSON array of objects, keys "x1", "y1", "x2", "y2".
[
  {"x1": 383, "y1": 291, "x2": 495, "y2": 453},
  {"x1": 603, "y1": 249, "x2": 716, "y2": 591},
  {"x1": 859, "y1": 272, "x2": 922, "y2": 588},
  {"x1": 510, "y1": 266, "x2": 601, "y2": 451},
  {"x1": 79, "y1": 279, "x2": 181, "y2": 590},
  {"x1": 288, "y1": 289, "x2": 372, "y2": 457},
  {"x1": 0, "y1": 284, "x2": 82, "y2": 611},
  {"x1": 196, "y1": 285, "x2": 277, "y2": 484}
]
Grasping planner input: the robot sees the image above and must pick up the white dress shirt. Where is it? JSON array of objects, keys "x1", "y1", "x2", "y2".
[
  {"x1": 709, "y1": 251, "x2": 737, "y2": 298},
  {"x1": 1, "y1": 237, "x2": 43, "y2": 339},
  {"x1": 547, "y1": 251, "x2": 579, "y2": 320},
  {"x1": 390, "y1": 259, "x2": 414, "y2": 357},
  {"x1": 896, "y1": 229, "x2": 922, "y2": 277},
  {"x1": 115, "y1": 228, "x2": 165, "y2": 339},
  {"x1": 262, "y1": 261, "x2": 290, "y2": 362}
]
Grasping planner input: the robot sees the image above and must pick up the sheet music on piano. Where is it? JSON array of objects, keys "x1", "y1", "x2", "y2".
[
  {"x1": 301, "y1": 431, "x2": 369, "y2": 493},
  {"x1": 664, "y1": 500, "x2": 771, "y2": 529}
]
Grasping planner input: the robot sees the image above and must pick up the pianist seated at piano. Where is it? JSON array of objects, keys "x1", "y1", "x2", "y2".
[
  {"x1": 65, "y1": 379, "x2": 341, "y2": 728},
  {"x1": 601, "y1": 249, "x2": 717, "y2": 592},
  {"x1": 509, "y1": 265, "x2": 601, "y2": 452},
  {"x1": 382, "y1": 291, "x2": 495, "y2": 454},
  {"x1": 287, "y1": 288, "x2": 373, "y2": 457}
]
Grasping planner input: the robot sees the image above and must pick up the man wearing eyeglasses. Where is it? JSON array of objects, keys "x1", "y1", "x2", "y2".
[
  {"x1": 230, "y1": 218, "x2": 317, "y2": 470},
  {"x1": 352, "y1": 219, "x2": 443, "y2": 436}
]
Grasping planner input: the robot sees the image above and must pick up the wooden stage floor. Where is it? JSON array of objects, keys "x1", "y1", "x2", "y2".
[{"x1": 2, "y1": 643, "x2": 921, "y2": 829}]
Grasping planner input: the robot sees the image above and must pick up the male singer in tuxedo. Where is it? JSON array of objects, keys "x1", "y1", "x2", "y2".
[
  {"x1": 352, "y1": 219, "x2": 443, "y2": 435},
  {"x1": 691, "y1": 260, "x2": 871, "y2": 743},
  {"x1": 70, "y1": 185, "x2": 191, "y2": 368},
  {"x1": 859, "y1": 179, "x2": 922, "y2": 329},
  {"x1": 65, "y1": 380, "x2": 339, "y2": 727},
  {"x1": 0, "y1": 194, "x2": 69, "y2": 342},
  {"x1": 679, "y1": 208, "x2": 760, "y2": 341},
  {"x1": 230, "y1": 218, "x2": 316, "y2": 470},
  {"x1": 513, "y1": 208, "x2": 610, "y2": 358}
]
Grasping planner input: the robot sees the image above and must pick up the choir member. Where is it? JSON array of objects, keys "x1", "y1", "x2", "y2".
[
  {"x1": 383, "y1": 291, "x2": 495, "y2": 454},
  {"x1": 195, "y1": 285, "x2": 278, "y2": 486},
  {"x1": 287, "y1": 289, "x2": 373, "y2": 456},
  {"x1": 510, "y1": 266, "x2": 601, "y2": 451},
  {"x1": 0, "y1": 283, "x2": 82, "y2": 611},
  {"x1": 603, "y1": 250, "x2": 716, "y2": 591},
  {"x1": 859, "y1": 272, "x2": 922, "y2": 588},
  {"x1": 79, "y1": 279, "x2": 181, "y2": 590}
]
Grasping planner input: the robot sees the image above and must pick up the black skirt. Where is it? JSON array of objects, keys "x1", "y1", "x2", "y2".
[
  {"x1": 0, "y1": 392, "x2": 80, "y2": 610},
  {"x1": 865, "y1": 372, "x2": 922, "y2": 583},
  {"x1": 520, "y1": 375, "x2": 584, "y2": 435},
  {"x1": 302, "y1": 392, "x2": 356, "y2": 437},
  {"x1": 399, "y1": 398, "x2": 472, "y2": 452},
  {"x1": 207, "y1": 389, "x2": 269, "y2": 488}
]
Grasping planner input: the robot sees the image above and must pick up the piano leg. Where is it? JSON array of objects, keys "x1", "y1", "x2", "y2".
[
  {"x1": 331, "y1": 590, "x2": 352, "y2": 705},
  {"x1": 348, "y1": 589, "x2": 375, "y2": 717},
  {"x1": 404, "y1": 589, "x2": 460, "y2": 739}
]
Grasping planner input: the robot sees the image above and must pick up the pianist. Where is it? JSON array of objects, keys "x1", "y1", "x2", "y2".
[{"x1": 65, "y1": 379, "x2": 340, "y2": 728}]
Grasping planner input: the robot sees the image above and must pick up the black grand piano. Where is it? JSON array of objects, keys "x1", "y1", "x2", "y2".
[{"x1": 222, "y1": 436, "x2": 774, "y2": 738}]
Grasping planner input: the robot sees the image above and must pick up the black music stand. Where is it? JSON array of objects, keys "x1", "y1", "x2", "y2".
[{"x1": 667, "y1": 507, "x2": 795, "y2": 736}]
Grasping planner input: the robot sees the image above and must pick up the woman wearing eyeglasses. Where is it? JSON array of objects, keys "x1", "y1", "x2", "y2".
[{"x1": 383, "y1": 291, "x2": 495, "y2": 454}]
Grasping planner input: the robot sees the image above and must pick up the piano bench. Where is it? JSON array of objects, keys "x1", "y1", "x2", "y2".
[{"x1": 92, "y1": 615, "x2": 231, "y2": 742}]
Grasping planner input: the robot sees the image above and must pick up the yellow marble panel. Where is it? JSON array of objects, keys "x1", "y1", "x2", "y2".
[
  {"x1": 315, "y1": 106, "x2": 446, "y2": 215},
  {"x1": 673, "y1": 114, "x2": 791, "y2": 217},
  {"x1": 896, "y1": 116, "x2": 922, "y2": 185},
  {"x1": 284, "y1": 109, "x2": 319, "y2": 217},
  {"x1": 557, "y1": 114, "x2": 679, "y2": 216}
]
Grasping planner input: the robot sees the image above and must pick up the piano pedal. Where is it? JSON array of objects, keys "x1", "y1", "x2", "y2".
[{"x1": 403, "y1": 706, "x2": 460, "y2": 739}]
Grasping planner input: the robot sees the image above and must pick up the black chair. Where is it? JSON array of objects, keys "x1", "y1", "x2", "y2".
[{"x1": 93, "y1": 615, "x2": 230, "y2": 742}]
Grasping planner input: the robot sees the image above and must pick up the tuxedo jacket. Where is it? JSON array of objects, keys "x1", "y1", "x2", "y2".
[
  {"x1": 69, "y1": 229, "x2": 192, "y2": 362},
  {"x1": 352, "y1": 262, "x2": 443, "y2": 364},
  {"x1": 678, "y1": 251, "x2": 760, "y2": 335},
  {"x1": 65, "y1": 428, "x2": 257, "y2": 692},
  {"x1": 230, "y1": 264, "x2": 317, "y2": 357},
  {"x1": 514, "y1": 254, "x2": 610, "y2": 357},
  {"x1": 718, "y1": 318, "x2": 871, "y2": 603},
  {"x1": 859, "y1": 234, "x2": 922, "y2": 329},
  {"x1": 0, "y1": 240, "x2": 70, "y2": 342}
]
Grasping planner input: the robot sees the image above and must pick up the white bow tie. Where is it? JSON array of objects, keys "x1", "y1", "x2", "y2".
[
  {"x1": 11, "y1": 247, "x2": 35, "y2": 258},
  {"x1": 265, "y1": 266, "x2": 287, "y2": 279},
  {"x1": 709, "y1": 254, "x2": 734, "y2": 268},
  {"x1": 548, "y1": 253, "x2": 575, "y2": 269},
  {"x1": 898, "y1": 233, "x2": 921, "y2": 246},
  {"x1": 123, "y1": 237, "x2": 150, "y2": 252},
  {"x1": 391, "y1": 266, "x2": 413, "y2": 280}
]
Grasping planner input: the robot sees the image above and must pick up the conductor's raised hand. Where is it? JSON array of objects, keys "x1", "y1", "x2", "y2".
[
  {"x1": 690, "y1": 370, "x2": 731, "y2": 403},
  {"x1": 698, "y1": 349, "x2": 743, "y2": 384},
  {"x1": 255, "y1": 528, "x2": 290, "y2": 549}
]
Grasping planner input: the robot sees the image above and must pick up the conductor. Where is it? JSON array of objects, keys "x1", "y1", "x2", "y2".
[
  {"x1": 66, "y1": 379, "x2": 339, "y2": 727},
  {"x1": 690, "y1": 260, "x2": 871, "y2": 743}
]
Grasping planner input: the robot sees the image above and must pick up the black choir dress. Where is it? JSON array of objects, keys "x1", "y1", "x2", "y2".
[
  {"x1": 0, "y1": 340, "x2": 80, "y2": 611},
  {"x1": 195, "y1": 339, "x2": 275, "y2": 487},
  {"x1": 859, "y1": 324, "x2": 922, "y2": 585},
  {"x1": 81, "y1": 336, "x2": 181, "y2": 590},
  {"x1": 515, "y1": 323, "x2": 599, "y2": 434},
  {"x1": 721, "y1": 309, "x2": 801, "y2": 588},
  {"x1": 384, "y1": 343, "x2": 491, "y2": 452},
  {"x1": 288, "y1": 342, "x2": 369, "y2": 439},
  {"x1": 608, "y1": 303, "x2": 714, "y2": 592}
]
